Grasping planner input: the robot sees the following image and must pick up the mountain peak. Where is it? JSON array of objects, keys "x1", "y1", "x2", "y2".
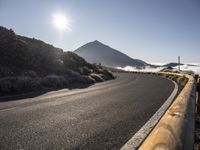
[
  {"x1": 91, "y1": 40, "x2": 103, "y2": 45},
  {"x1": 74, "y1": 41, "x2": 147, "y2": 68},
  {"x1": 88, "y1": 40, "x2": 111, "y2": 48},
  {"x1": 93, "y1": 40, "x2": 100, "y2": 43}
]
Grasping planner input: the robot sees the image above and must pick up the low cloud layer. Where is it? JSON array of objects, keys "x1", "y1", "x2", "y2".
[{"x1": 117, "y1": 63, "x2": 200, "y2": 75}]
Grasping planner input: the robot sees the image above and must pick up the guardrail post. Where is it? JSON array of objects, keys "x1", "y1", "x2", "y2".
[
  {"x1": 197, "y1": 78, "x2": 200, "y2": 115},
  {"x1": 195, "y1": 75, "x2": 199, "y2": 82}
]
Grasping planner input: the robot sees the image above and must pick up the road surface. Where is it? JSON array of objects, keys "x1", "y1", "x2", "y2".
[{"x1": 0, "y1": 73, "x2": 175, "y2": 150}]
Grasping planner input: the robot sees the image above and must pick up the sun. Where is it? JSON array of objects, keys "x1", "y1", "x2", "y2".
[{"x1": 52, "y1": 13, "x2": 71, "y2": 31}]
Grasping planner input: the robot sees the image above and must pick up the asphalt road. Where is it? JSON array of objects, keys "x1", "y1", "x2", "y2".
[{"x1": 0, "y1": 73, "x2": 175, "y2": 150}]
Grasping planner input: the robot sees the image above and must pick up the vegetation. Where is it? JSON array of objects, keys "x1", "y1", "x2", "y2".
[
  {"x1": 160, "y1": 73, "x2": 188, "y2": 86},
  {"x1": 0, "y1": 26, "x2": 115, "y2": 95}
]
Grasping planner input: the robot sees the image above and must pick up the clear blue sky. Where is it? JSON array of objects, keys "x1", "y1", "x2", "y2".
[{"x1": 0, "y1": 0, "x2": 199, "y2": 63}]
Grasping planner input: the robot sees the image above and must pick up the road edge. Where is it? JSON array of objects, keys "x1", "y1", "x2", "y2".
[{"x1": 120, "y1": 79, "x2": 178, "y2": 150}]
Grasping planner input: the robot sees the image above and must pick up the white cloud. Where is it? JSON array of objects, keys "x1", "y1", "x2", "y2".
[
  {"x1": 117, "y1": 63, "x2": 200, "y2": 75},
  {"x1": 173, "y1": 64, "x2": 200, "y2": 75},
  {"x1": 116, "y1": 66, "x2": 164, "y2": 72}
]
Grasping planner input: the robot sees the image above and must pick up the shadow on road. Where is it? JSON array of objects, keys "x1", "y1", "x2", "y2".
[{"x1": 0, "y1": 83, "x2": 92, "y2": 102}]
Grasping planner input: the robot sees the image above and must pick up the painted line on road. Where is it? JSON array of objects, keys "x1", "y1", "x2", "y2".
[
  {"x1": 0, "y1": 106, "x2": 18, "y2": 112},
  {"x1": 120, "y1": 79, "x2": 178, "y2": 150}
]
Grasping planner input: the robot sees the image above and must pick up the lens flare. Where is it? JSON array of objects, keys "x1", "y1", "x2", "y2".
[{"x1": 52, "y1": 13, "x2": 71, "y2": 31}]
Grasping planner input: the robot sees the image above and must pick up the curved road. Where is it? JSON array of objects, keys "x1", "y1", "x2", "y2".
[{"x1": 0, "y1": 73, "x2": 174, "y2": 150}]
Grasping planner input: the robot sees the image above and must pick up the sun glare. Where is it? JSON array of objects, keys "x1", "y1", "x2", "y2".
[{"x1": 52, "y1": 13, "x2": 71, "y2": 31}]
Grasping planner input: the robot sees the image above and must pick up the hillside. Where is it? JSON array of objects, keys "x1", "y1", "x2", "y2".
[
  {"x1": 74, "y1": 40, "x2": 147, "y2": 68},
  {"x1": 0, "y1": 26, "x2": 114, "y2": 95},
  {"x1": 162, "y1": 62, "x2": 183, "y2": 68}
]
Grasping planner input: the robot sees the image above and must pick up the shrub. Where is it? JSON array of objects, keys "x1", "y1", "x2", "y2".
[
  {"x1": 21, "y1": 70, "x2": 37, "y2": 77},
  {"x1": 90, "y1": 73, "x2": 104, "y2": 82},
  {"x1": 94, "y1": 69, "x2": 115, "y2": 80},
  {"x1": 87, "y1": 75, "x2": 96, "y2": 84},
  {"x1": 14, "y1": 76, "x2": 41, "y2": 92},
  {"x1": 101, "y1": 69, "x2": 115, "y2": 80},
  {"x1": 160, "y1": 74, "x2": 188, "y2": 87},
  {"x1": 79, "y1": 75, "x2": 96, "y2": 84},
  {"x1": 0, "y1": 77, "x2": 15, "y2": 93},
  {"x1": 0, "y1": 66, "x2": 14, "y2": 77},
  {"x1": 14, "y1": 76, "x2": 33, "y2": 91},
  {"x1": 0, "y1": 76, "x2": 42, "y2": 94},
  {"x1": 41, "y1": 74, "x2": 68, "y2": 88},
  {"x1": 65, "y1": 70, "x2": 83, "y2": 83},
  {"x1": 79, "y1": 66, "x2": 92, "y2": 75},
  {"x1": 176, "y1": 76, "x2": 188, "y2": 86},
  {"x1": 61, "y1": 51, "x2": 96, "y2": 72},
  {"x1": 67, "y1": 69, "x2": 81, "y2": 78}
]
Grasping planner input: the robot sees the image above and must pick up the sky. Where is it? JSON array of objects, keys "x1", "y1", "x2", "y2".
[{"x1": 0, "y1": 0, "x2": 199, "y2": 63}]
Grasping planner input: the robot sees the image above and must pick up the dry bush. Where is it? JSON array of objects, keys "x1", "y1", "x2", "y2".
[
  {"x1": 21, "y1": 70, "x2": 37, "y2": 77},
  {"x1": 14, "y1": 76, "x2": 39, "y2": 91},
  {"x1": 0, "y1": 77, "x2": 15, "y2": 93},
  {"x1": 75, "y1": 75, "x2": 96, "y2": 84},
  {"x1": 0, "y1": 76, "x2": 42, "y2": 93},
  {"x1": 79, "y1": 66, "x2": 92, "y2": 75},
  {"x1": 0, "y1": 66, "x2": 14, "y2": 77},
  {"x1": 90, "y1": 73, "x2": 104, "y2": 82},
  {"x1": 94, "y1": 68, "x2": 115, "y2": 80},
  {"x1": 176, "y1": 76, "x2": 188, "y2": 86},
  {"x1": 41, "y1": 74, "x2": 68, "y2": 88}
]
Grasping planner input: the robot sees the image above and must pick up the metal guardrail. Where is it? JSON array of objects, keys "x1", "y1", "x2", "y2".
[
  {"x1": 195, "y1": 76, "x2": 200, "y2": 150},
  {"x1": 196, "y1": 77, "x2": 200, "y2": 115},
  {"x1": 112, "y1": 71, "x2": 196, "y2": 149},
  {"x1": 121, "y1": 80, "x2": 178, "y2": 150},
  {"x1": 139, "y1": 73, "x2": 196, "y2": 150}
]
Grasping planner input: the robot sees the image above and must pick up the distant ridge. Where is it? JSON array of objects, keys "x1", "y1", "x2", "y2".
[
  {"x1": 162, "y1": 62, "x2": 183, "y2": 67},
  {"x1": 74, "y1": 40, "x2": 148, "y2": 68}
]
